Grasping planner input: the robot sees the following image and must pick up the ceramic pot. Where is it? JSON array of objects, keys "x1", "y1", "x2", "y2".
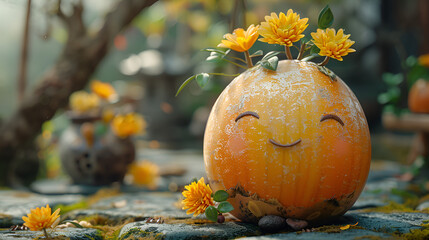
[{"x1": 59, "y1": 113, "x2": 135, "y2": 185}]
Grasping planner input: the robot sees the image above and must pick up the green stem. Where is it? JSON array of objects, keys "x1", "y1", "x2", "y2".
[
  {"x1": 285, "y1": 45, "x2": 293, "y2": 60},
  {"x1": 208, "y1": 72, "x2": 240, "y2": 77},
  {"x1": 43, "y1": 228, "x2": 51, "y2": 240},
  {"x1": 318, "y1": 56, "x2": 330, "y2": 66},
  {"x1": 297, "y1": 43, "x2": 306, "y2": 60},
  {"x1": 301, "y1": 54, "x2": 318, "y2": 62},
  {"x1": 222, "y1": 58, "x2": 248, "y2": 69},
  {"x1": 244, "y1": 51, "x2": 253, "y2": 68},
  {"x1": 226, "y1": 55, "x2": 247, "y2": 64}
]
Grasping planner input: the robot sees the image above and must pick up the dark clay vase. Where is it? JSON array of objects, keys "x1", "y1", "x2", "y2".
[{"x1": 59, "y1": 113, "x2": 135, "y2": 185}]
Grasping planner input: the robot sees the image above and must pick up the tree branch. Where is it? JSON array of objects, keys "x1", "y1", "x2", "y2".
[{"x1": 0, "y1": 0, "x2": 159, "y2": 186}]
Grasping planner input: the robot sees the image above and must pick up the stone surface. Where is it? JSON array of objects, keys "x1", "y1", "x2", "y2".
[
  {"x1": 65, "y1": 191, "x2": 187, "y2": 221},
  {"x1": 1, "y1": 151, "x2": 428, "y2": 240},
  {"x1": 0, "y1": 228, "x2": 102, "y2": 240},
  {"x1": 118, "y1": 221, "x2": 261, "y2": 240},
  {"x1": 0, "y1": 191, "x2": 83, "y2": 227},
  {"x1": 345, "y1": 212, "x2": 428, "y2": 233},
  {"x1": 241, "y1": 229, "x2": 395, "y2": 240}
]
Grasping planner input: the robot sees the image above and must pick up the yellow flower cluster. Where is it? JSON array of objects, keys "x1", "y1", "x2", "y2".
[
  {"x1": 111, "y1": 112, "x2": 146, "y2": 138},
  {"x1": 22, "y1": 204, "x2": 61, "y2": 231},
  {"x1": 127, "y1": 160, "x2": 160, "y2": 189},
  {"x1": 311, "y1": 28, "x2": 355, "y2": 61},
  {"x1": 69, "y1": 91, "x2": 100, "y2": 113},
  {"x1": 259, "y1": 10, "x2": 308, "y2": 46},
  {"x1": 217, "y1": 9, "x2": 355, "y2": 63},
  {"x1": 181, "y1": 177, "x2": 214, "y2": 216}
]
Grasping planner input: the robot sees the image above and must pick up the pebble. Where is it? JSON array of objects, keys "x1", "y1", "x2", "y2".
[{"x1": 258, "y1": 215, "x2": 287, "y2": 232}]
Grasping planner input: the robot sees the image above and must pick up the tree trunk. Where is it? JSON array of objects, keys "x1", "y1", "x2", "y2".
[{"x1": 0, "y1": 0, "x2": 158, "y2": 186}]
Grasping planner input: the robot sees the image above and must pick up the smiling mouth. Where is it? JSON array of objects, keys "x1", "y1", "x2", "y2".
[{"x1": 269, "y1": 138, "x2": 302, "y2": 148}]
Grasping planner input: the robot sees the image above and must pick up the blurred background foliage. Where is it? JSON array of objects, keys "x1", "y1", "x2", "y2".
[{"x1": 0, "y1": 0, "x2": 428, "y2": 181}]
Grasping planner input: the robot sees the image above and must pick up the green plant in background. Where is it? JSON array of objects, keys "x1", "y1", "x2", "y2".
[
  {"x1": 377, "y1": 72, "x2": 407, "y2": 115},
  {"x1": 405, "y1": 55, "x2": 429, "y2": 88},
  {"x1": 378, "y1": 54, "x2": 429, "y2": 115}
]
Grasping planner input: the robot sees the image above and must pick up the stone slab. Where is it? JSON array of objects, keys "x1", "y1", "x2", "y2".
[
  {"x1": 118, "y1": 221, "x2": 261, "y2": 240},
  {"x1": 65, "y1": 192, "x2": 189, "y2": 223},
  {"x1": 241, "y1": 229, "x2": 394, "y2": 240},
  {"x1": 0, "y1": 228, "x2": 102, "y2": 240},
  {"x1": 344, "y1": 212, "x2": 428, "y2": 233}
]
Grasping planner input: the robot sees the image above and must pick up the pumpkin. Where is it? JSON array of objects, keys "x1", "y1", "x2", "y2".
[
  {"x1": 408, "y1": 79, "x2": 429, "y2": 113},
  {"x1": 203, "y1": 60, "x2": 371, "y2": 223}
]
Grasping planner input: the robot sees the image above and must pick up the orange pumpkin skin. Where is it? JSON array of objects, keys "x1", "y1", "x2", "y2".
[
  {"x1": 204, "y1": 60, "x2": 371, "y2": 223},
  {"x1": 408, "y1": 79, "x2": 429, "y2": 113}
]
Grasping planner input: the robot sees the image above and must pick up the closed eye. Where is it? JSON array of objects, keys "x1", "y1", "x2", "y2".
[
  {"x1": 320, "y1": 113, "x2": 344, "y2": 126},
  {"x1": 235, "y1": 111, "x2": 260, "y2": 122}
]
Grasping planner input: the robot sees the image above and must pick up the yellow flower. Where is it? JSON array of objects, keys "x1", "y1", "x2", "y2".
[
  {"x1": 69, "y1": 91, "x2": 100, "y2": 113},
  {"x1": 111, "y1": 112, "x2": 146, "y2": 138},
  {"x1": 258, "y1": 10, "x2": 308, "y2": 46},
  {"x1": 127, "y1": 160, "x2": 160, "y2": 189},
  {"x1": 217, "y1": 24, "x2": 259, "y2": 52},
  {"x1": 182, "y1": 177, "x2": 214, "y2": 216},
  {"x1": 22, "y1": 204, "x2": 61, "y2": 231},
  {"x1": 418, "y1": 54, "x2": 429, "y2": 68},
  {"x1": 311, "y1": 28, "x2": 356, "y2": 61},
  {"x1": 90, "y1": 80, "x2": 118, "y2": 102}
]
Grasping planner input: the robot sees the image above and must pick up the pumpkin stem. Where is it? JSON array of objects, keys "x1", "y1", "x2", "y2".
[
  {"x1": 244, "y1": 51, "x2": 253, "y2": 68},
  {"x1": 318, "y1": 56, "x2": 330, "y2": 66},
  {"x1": 285, "y1": 46, "x2": 293, "y2": 60},
  {"x1": 297, "y1": 42, "x2": 306, "y2": 60}
]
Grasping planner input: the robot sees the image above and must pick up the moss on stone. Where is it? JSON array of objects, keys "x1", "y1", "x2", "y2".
[
  {"x1": 398, "y1": 223, "x2": 429, "y2": 240},
  {"x1": 118, "y1": 228, "x2": 165, "y2": 240},
  {"x1": 55, "y1": 201, "x2": 89, "y2": 215},
  {"x1": 362, "y1": 201, "x2": 418, "y2": 213}
]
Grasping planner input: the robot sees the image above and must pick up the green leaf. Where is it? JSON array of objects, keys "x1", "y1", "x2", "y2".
[
  {"x1": 382, "y1": 73, "x2": 403, "y2": 86},
  {"x1": 175, "y1": 75, "x2": 196, "y2": 96},
  {"x1": 377, "y1": 92, "x2": 392, "y2": 104},
  {"x1": 195, "y1": 73, "x2": 210, "y2": 88},
  {"x1": 202, "y1": 48, "x2": 227, "y2": 55},
  {"x1": 206, "y1": 55, "x2": 221, "y2": 63},
  {"x1": 260, "y1": 56, "x2": 279, "y2": 71},
  {"x1": 262, "y1": 51, "x2": 281, "y2": 61},
  {"x1": 318, "y1": 5, "x2": 334, "y2": 29},
  {"x1": 377, "y1": 93, "x2": 391, "y2": 104},
  {"x1": 310, "y1": 45, "x2": 320, "y2": 54},
  {"x1": 218, "y1": 201, "x2": 234, "y2": 213},
  {"x1": 387, "y1": 87, "x2": 401, "y2": 102},
  {"x1": 205, "y1": 206, "x2": 218, "y2": 222},
  {"x1": 61, "y1": 220, "x2": 84, "y2": 228},
  {"x1": 405, "y1": 56, "x2": 418, "y2": 68},
  {"x1": 213, "y1": 190, "x2": 229, "y2": 202},
  {"x1": 250, "y1": 50, "x2": 263, "y2": 57}
]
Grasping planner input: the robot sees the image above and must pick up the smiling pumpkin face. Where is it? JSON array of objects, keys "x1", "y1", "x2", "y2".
[{"x1": 203, "y1": 60, "x2": 371, "y2": 223}]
